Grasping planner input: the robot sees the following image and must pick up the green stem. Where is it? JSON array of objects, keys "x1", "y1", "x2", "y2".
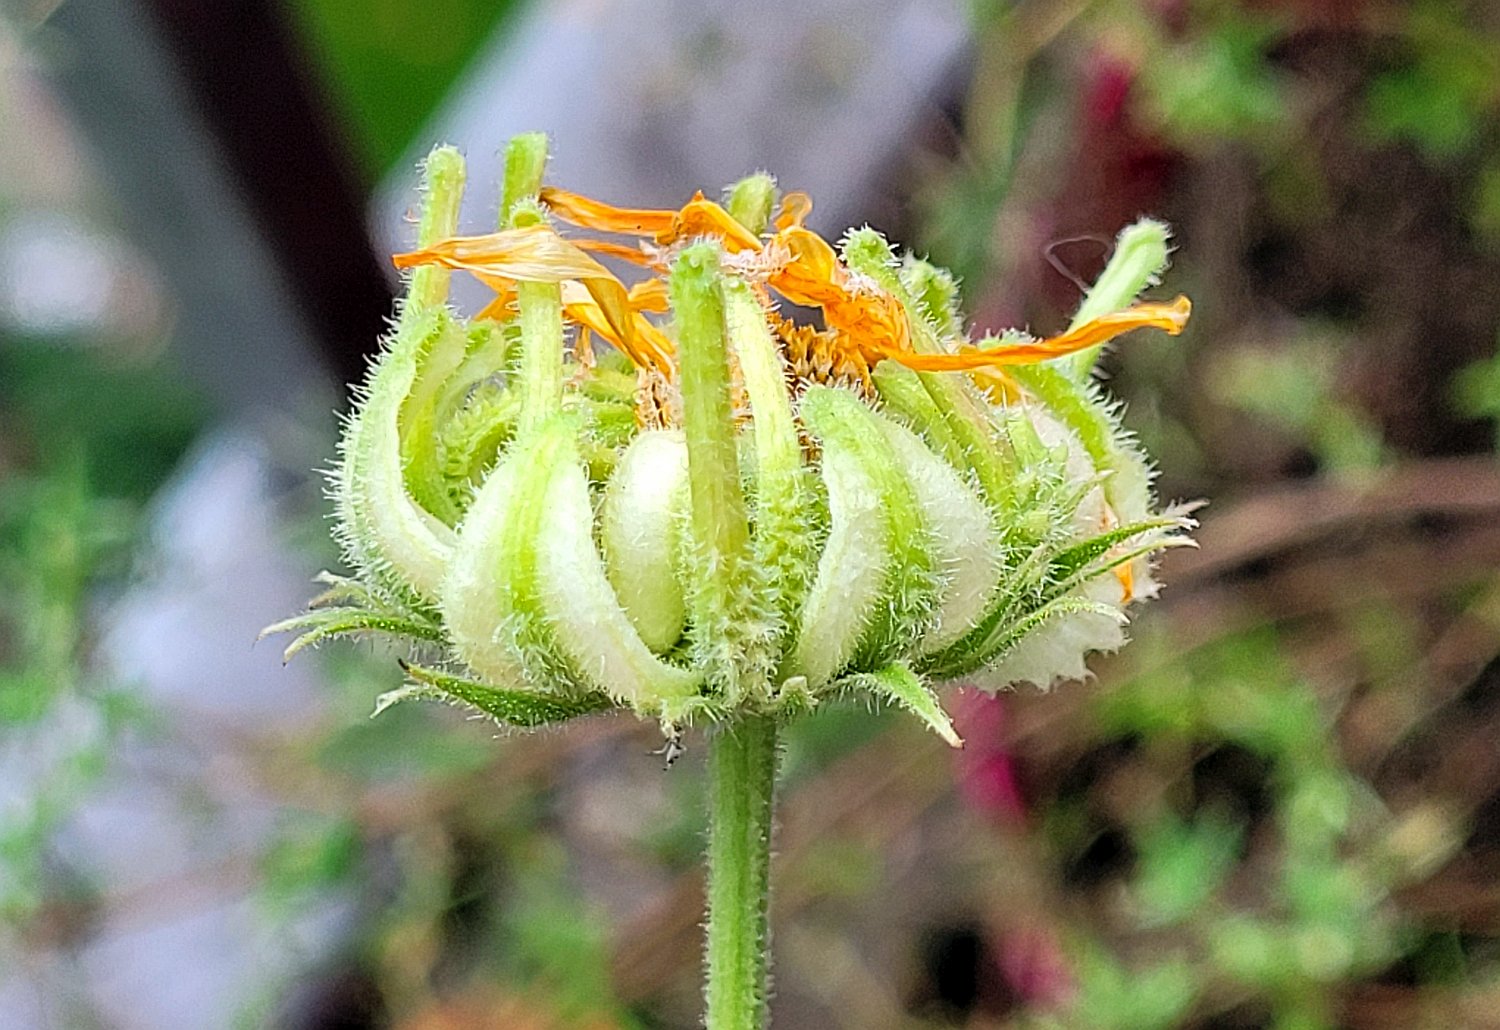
[
  {"x1": 1066, "y1": 218, "x2": 1171, "y2": 379},
  {"x1": 502, "y1": 134, "x2": 562, "y2": 432},
  {"x1": 516, "y1": 275, "x2": 564, "y2": 432},
  {"x1": 705, "y1": 714, "x2": 779, "y2": 1030},
  {"x1": 500, "y1": 130, "x2": 549, "y2": 227},
  {"x1": 671, "y1": 243, "x2": 758, "y2": 699},
  {"x1": 406, "y1": 146, "x2": 465, "y2": 315}
]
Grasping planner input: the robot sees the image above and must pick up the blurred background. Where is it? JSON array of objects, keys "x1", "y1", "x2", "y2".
[{"x1": 4, "y1": 0, "x2": 1500, "y2": 1026}]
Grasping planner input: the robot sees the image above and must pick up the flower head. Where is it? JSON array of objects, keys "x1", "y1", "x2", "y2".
[{"x1": 266, "y1": 135, "x2": 1195, "y2": 746}]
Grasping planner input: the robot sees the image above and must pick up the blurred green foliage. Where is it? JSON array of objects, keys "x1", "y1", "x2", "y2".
[
  {"x1": 0, "y1": 342, "x2": 205, "y2": 919},
  {"x1": 290, "y1": 0, "x2": 519, "y2": 174}
]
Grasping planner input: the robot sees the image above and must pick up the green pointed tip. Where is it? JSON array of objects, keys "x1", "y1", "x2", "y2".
[
  {"x1": 501, "y1": 131, "x2": 550, "y2": 228},
  {"x1": 407, "y1": 145, "x2": 466, "y2": 313},
  {"x1": 1068, "y1": 217, "x2": 1173, "y2": 378},
  {"x1": 725, "y1": 173, "x2": 777, "y2": 235},
  {"x1": 901, "y1": 256, "x2": 962, "y2": 339},
  {"x1": 670, "y1": 243, "x2": 745, "y2": 536},
  {"x1": 840, "y1": 227, "x2": 901, "y2": 289},
  {"x1": 512, "y1": 191, "x2": 562, "y2": 430},
  {"x1": 417, "y1": 145, "x2": 465, "y2": 247},
  {"x1": 671, "y1": 243, "x2": 758, "y2": 696},
  {"x1": 673, "y1": 241, "x2": 723, "y2": 287},
  {"x1": 866, "y1": 663, "x2": 963, "y2": 748}
]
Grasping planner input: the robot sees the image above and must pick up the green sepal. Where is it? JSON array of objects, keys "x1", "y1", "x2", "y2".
[
  {"x1": 899, "y1": 255, "x2": 963, "y2": 341},
  {"x1": 940, "y1": 595, "x2": 1124, "y2": 684},
  {"x1": 854, "y1": 662, "x2": 962, "y2": 747},
  {"x1": 843, "y1": 228, "x2": 1014, "y2": 510},
  {"x1": 404, "y1": 144, "x2": 465, "y2": 314},
  {"x1": 725, "y1": 173, "x2": 777, "y2": 235},
  {"x1": 872, "y1": 414, "x2": 1003, "y2": 656},
  {"x1": 1049, "y1": 515, "x2": 1193, "y2": 582},
  {"x1": 377, "y1": 659, "x2": 613, "y2": 727},
  {"x1": 600, "y1": 429, "x2": 691, "y2": 653},
  {"x1": 261, "y1": 608, "x2": 445, "y2": 663},
  {"x1": 724, "y1": 279, "x2": 819, "y2": 667},
  {"x1": 500, "y1": 131, "x2": 549, "y2": 227},
  {"x1": 1007, "y1": 362, "x2": 1154, "y2": 522},
  {"x1": 398, "y1": 313, "x2": 476, "y2": 524},
  {"x1": 871, "y1": 361, "x2": 970, "y2": 476},
  {"x1": 672, "y1": 244, "x2": 761, "y2": 701}
]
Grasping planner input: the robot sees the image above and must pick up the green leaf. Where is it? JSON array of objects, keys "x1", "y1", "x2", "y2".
[
  {"x1": 1135, "y1": 814, "x2": 1242, "y2": 925},
  {"x1": 261, "y1": 607, "x2": 445, "y2": 662},
  {"x1": 383, "y1": 660, "x2": 615, "y2": 727},
  {"x1": 857, "y1": 662, "x2": 961, "y2": 747},
  {"x1": 923, "y1": 594, "x2": 1120, "y2": 681},
  {"x1": 1048, "y1": 516, "x2": 1190, "y2": 581}
]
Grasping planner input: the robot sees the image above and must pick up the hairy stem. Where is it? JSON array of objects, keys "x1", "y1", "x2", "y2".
[
  {"x1": 503, "y1": 134, "x2": 562, "y2": 432},
  {"x1": 1066, "y1": 218, "x2": 1171, "y2": 378},
  {"x1": 705, "y1": 714, "x2": 779, "y2": 1030},
  {"x1": 405, "y1": 146, "x2": 465, "y2": 315}
]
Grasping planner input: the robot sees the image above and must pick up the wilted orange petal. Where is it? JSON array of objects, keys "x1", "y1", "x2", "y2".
[
  {"x1": 672, "y1": 198, "x2": 762, "y2": 252},
  {"x1": 476, "y1": 294, "x2": 515, "y2": 323},
  {"x1": 765, "y1": 227, "x2": 846, "y2": 308},
  {"x1": 887, "y1": 295, "x2": 1191, "y2": 371},
  {"x1": 539, "y1": 186, "x2": 677, "y2": 235},
  {"x1": 541, "y1": 186, "x2": 762, "y2": 252},
  {"x1": 970, "y1": 368, "x2": 1023, "y2": 404},
  {"x1": 393, "y1": 224, "x2": 614, "y2": 284},
  {"x1": 573, "y1": 238, "x2": 661, "y2": 268},
  {"x1": 394, "y1": 225, "x2": 640, "y2": 351},
  {"x1": 774, "y1": 191, "x2": 813, "y2": 231},
  {"x1": 560, "y1": 280, "x2": 674, "y2": 374},
  {"x1": 627, "y1": 278, "x2": 671, "y2": 313}
]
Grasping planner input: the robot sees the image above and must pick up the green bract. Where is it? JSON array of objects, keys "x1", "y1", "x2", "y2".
[{"x1": 266, "y1": 137, "x2": 1194, "y2": 747}]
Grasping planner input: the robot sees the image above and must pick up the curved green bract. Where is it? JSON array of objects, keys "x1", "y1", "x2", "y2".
[
  {"x1": 873, "y1": 416, "x2": 1001, "y2": 656},
  {"x1": 724, "y1": 280, "x2": 819, "y2": 666},
  {"x1": 672, "y1": 245, "x2": 762, "y2": 702},
  {"x1": 334, "y1": 308, "x2": 459, "y2": 606},
  {"x1": 1008, "y1": 362, "x2": 1154, "y2": 523},
  {"x1": 442, "y1": 416, "x2": 701, "y2": 717},
  {"x1": 601, "y1": 430, "x2": 691, "y2": 653},
  {"x1": 398, "y1": 313, "x2": 475, "y2": 524},
  {"x1": 855, "y1": 661, "x2": 961, "y2": 747},
  {"x1": 790, "y1": 387, "x2": 939, "y2": 688},
  {"x1": 381, "y1": 660, "x2": 613, "y2": 727}
]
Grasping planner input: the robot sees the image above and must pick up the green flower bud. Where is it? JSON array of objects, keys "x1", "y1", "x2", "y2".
[{"x1": 267, "y1": 136, "x2": 1195, "y2": 744}]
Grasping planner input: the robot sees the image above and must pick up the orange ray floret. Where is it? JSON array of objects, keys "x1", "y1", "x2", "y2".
[
  {"x1": 541, "y1": 186, "x2": 760, "y2": 252},
  {"x1": 886, "y1": 296, "x2": 1192, "y2": 372},
  {"x1": 572, "y1": 237, "x2": 662, "y2": 268},
  {"x1": 559, "y1": 281, "x2": 675, "y2": 374},
  {"x1": 534, "y1": 188, "x2": 1193, "y2": 380},
  {"x1": 400, "y1": 187, "x2": 1191, "y2": 391},
  {"x1": 393, "y1": 223, "x2": 641, "y2": 366},
  {"x1": 537, "y1": 187, "x2": 914, "y2": 359},
  {"x1": 774, "y1": 191, "x2": 813, "y2": 231},
  {"x1": 627, "y1": 278, "x2": 671, "y2": 313}
]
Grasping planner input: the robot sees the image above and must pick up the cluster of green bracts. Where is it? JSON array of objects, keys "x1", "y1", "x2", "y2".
[{"x1": 269, "y1": 137, "x2": 1191, "y2": 742}]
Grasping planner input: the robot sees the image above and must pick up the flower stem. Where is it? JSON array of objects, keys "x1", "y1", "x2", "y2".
[
  {"x1": 502, "y1": 134, "x2": 563, "y2": 432},
  {"x1": 705, "y1": 714, "x2": 779, "y2": 1030},
  {"x1": 1066, "y1": 218, "x2": 1171, "y2": 379},
  {"x1": 405, "y1": 146, "x2": 465, "y2": 315}
]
